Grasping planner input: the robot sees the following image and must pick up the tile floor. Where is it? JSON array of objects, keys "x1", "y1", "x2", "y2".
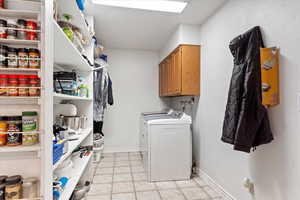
[{"x1": 87, "y1": 152, "x2": 226, "y2": 200}]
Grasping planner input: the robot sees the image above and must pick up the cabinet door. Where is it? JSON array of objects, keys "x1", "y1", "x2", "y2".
[
  {"x1": 165, "y1": 57, "x2": 170, "y2": 96},
  {"x1": 159, "y1": 63, "x2": 162, "y2": 96},
  {"x1": 181, "y1": 45, "x2": 200, "y2": 95},
  {"x1": 172, "y1": 48, "x2": 182, "y2": 94},
  {"x1": 161, "y1": 61, "x2": 166, "y2": 96}
]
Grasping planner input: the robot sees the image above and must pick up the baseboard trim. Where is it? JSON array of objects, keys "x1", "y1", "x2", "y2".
[{"x1": 197, "y1": 168, "x2": 236, "y2": 200}]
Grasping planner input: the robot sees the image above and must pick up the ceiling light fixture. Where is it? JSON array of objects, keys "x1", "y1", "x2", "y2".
[{"x1": 92, "y1": 0, "x2": 188, "y2": 13}]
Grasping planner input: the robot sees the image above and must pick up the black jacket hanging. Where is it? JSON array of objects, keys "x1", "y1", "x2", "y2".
[{"x1": 222, "y1": 26, "x2": 273, "y2": 153}]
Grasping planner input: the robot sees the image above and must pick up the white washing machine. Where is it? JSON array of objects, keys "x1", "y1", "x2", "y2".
[
  {"x1": 139, "y1": 110, "x2": 173, "y2": 152},
  {"x1": 142, "y1": 111, "x2": 192, "y2": 182}
]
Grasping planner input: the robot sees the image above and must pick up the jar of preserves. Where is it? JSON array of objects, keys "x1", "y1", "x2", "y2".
[
  {"x1": 18, "y1": 48, "x2": 28, "y2": 68},
  {"x1": 8, "y1": 75, "x2": 18, "y2": 96},
  {"x1": 22, "y1": 177, "x2": 38, "y2": 199},
  {"x1": 0, "y1": 116, "x2": 7, "y2": 146},
  {"x1": 7, "y1": 47, "x2": 18, "y2": 68},
  {"x1": 28, "y1": 75, "x2": 40, "y2": 96},
  {"x1": 17, "y1": 19, "x2": 27, "y2": 40},
  {"x1": 0, "y1": 74, "x2": 8, "y2": 96},
  {"x1": 26, "y1": 20, "x2": 37, "y2": 41},
  {"x1": 6, "y1": 19, "x2": 17, "y2": 40},
  {"x1": 5, "y1": 175, "x2": 22, "y2": 200},
  {"x1": 7, "y1": 116, "x2": 22, "y2": 146},
  {"x1": 28, "y1": 48, "x2": 40, "y2": 69},
  {"x1": 0, "y1": 19, "x2": 7, "y2": 39},
  {"x1": 22, "y1": 111, "x2": 38, "y2": 146},
  {"x1": 0, "y1": 0, "x2": 5, "y2": 9},
  {"x1": 18, "y1": 75, "x2": 29, "y2": 96},
  {"x1": 0, "y1": 45, "x2": 8, "y2": 68},
  {"x1": 0, "y1": 176, "x2": 7, "y2": 200}
]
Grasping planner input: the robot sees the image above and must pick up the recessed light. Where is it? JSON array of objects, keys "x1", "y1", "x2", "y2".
[{"x1": 92, "y1": 0, "x2": 188, "y2": 13}]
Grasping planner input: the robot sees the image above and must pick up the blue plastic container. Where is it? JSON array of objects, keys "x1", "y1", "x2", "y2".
[
  {"x1": 53, "y1": 142, "x2": 64, "y2": 165},
  {"x1": 76, "y1": 0, "x2": 85, "y2": 11}
]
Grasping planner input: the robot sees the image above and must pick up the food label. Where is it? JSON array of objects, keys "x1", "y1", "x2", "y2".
[{"x1": 22, "y1": 119, "x2": 37, "y2": 132}]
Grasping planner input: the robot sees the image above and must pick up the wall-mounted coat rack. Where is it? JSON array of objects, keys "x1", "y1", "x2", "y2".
[{"x1": 260, "y1": 47, "x2": 280, "y2": 107}]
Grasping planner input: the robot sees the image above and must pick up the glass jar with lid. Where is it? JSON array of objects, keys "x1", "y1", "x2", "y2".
[
  {"x1": 7, "y1": 47, "x2": 18, "y2": 68},
  {"x1": 6, "y1": 19, "x2": 17, "y2": 40},
  {"x1": 7, "y1": 116, "x2": 22, "y2": 146},
  {"x1": 0, "y1": 116, "x2": 7, "y2": 146},
  {"x1": 5, "y1": 175, "x2": 22, "y2": 200},
  {"x1": 22, "y1": 177, "x2": 38, "y2": 199},
  {"x1": 8, "y1": 75, "x2": 18, "y2": 96},
  {"x1": 18, "y1": 48, "x2": 28, "y2": 68},
  {"x1": 0, "y1": 45, "x2": 8, "y2": 68}
]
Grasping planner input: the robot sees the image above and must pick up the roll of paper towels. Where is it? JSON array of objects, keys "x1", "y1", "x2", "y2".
[{"x1": 54, "y1": 104, "x2": 77, "y2": 116}]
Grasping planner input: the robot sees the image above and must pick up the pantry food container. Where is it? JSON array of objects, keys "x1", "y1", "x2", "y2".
[
  {"x1": 22, "y1": 177, "x2": 38, "y2": 199},
  {"x1": 22, "y1": 111, "x2": 39, "y2": 145},
  {"x1": 5, "y1": 175, "x2": 22, "y2": 200}
]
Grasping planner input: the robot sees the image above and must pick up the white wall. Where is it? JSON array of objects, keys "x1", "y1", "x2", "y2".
[
  {"x1": 102, "y1": 49, "x2": 167, "y2": 152},
  {"x1": 168, "y1": 0, "x2": 300, "y2": 199},
  {"x1": 159, "y1": 24, "x2": 201, "y2": 61}
]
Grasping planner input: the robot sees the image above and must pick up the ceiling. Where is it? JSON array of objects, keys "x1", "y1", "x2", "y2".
[{"x1": 85, "y1": 0, "x2": 226, "y2": 51}]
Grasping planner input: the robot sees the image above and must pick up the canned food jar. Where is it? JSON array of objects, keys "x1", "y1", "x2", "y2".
[
  {"x1": 7, "y1": 116, "x2": 22, "y2": 146},
  {"x1": 0, "y1": 19, "x2": 7, "y2": 39},
  {"x1": 7, "y1": 47, "x2": 18, "y2": 68},
  {"x1": 0, "y1": 116, "x2": 7, "y2": 146},
  {"x1": 5, "y1": 175, "x2": 22, "y2": 200},
  {"x1": 28, "y1": 48, "x2": 40, "y2": 68},
  {"x1": 0, "y1": 74, "x2": 8, "y2": 96},
  {"x1": 22, "y1": 111, "x2": 38, "y2": 146},
  {"x1": 28, "y1": 75, "x2": 40, "y2": 96},
  {"x1": 18, "y1": 48, "x2": 28, "y2": 68},
  {"x1": 0, "y1": 176, "x2": 7, "y2": 200},
  {"x1": 0, "y1": 45, "x2": 8, "y2": 68},
  {"x1": 6, "y1": 19, "x2": 17, "y2": 40},
  {"x1": 0, "y1": 0, "x2": 5, "y2": 9},
  {"x1": 17, "y1": 19, "x2": 27, "y2": 40},
  {"x1": 18, "y1": 75, "x2": 29, "y2": 96},
  {"x1": 8, "y1": 75, "x2": 18, "y2": 96},
  {"x1": 22, "y1": 177, "x2": 38, "y2": 199},
  {"x1": 26, "y1": 21, "x2": 37, "y2": 41}
]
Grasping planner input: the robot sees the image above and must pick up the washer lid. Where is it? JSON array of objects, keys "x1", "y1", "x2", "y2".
[{"x1": 148, "y1": 113, "x2": 192, "y2": 125}]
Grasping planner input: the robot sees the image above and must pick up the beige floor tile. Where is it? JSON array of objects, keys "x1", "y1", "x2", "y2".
[
  {"x1": 96, "y1": 167, "x2": 114, "y2": 175},
  {"x1": 87, "y1": 194, "x2": 111, "y2": 200},
  {"x1": 181, "y1": 187, "x2": 209, "y2": 200},
  {"x1": 116, "y1": 157, "x2": 129, "y2": 161},
  {"x1": 129, "y1": 152, "x2": 141, "y2": 156},
  {"x1": 99, "y1": 162, "x2": 114, "y2": 168},
  {"x1": 159, "y1": 189, "x2": 185, "y2": 200},
  {"x1": 113, "y1": 173, "x2": 133, "y2": 182},
  {"x1": 133, "y1": 173, "x2": 147, "y2": 181},
  {"x1": 130, "y1": 160, "x2": 143, "y2": 166},
  {"x1": 115, "y1": 161, "x2": 130, "y2": 167},
  {"x1": 134, "y1": 181, "x2": 156, "y2": 192},
  {"x1": 113, "y1": 182, "x2": 135, "y2": 194},
  {"x1": 156, "y1": 181, "x2": 177, "y2": 190},
  {"x1": 176, "y1": 180, "x2": 198, "y2": 188},
  {"x1": 114, "y1": 166, "x2": 131, "y2": 174},
  {"x1": 112, "y1": 193, "x2": 136, "y2": 200},
  {"x1": 136, "y1": 191, "x2": 161, "y2": 200},
  {"x1": 93, "y1": 174, "x2": 113, "y2": 184},
  {"x1": 89, "y1": 183, "x2": 112, "y2": 195},
  {"x1": 193, "y1": 177, "x2": 208, "y2": 187},
  {"x1": 102, "y1": 157, "x2": 115, "y2": 162},
  {"x1": 103, "y1": 153, "x2": 115, "y2": 157},
  {"x1": 115, "y1": 152, "x2": 129, "y2": 157},
  {"x1": 130, "y1": 155, "x2": 142, "y2": 161},
  {"x1": 131, "y1": 166, "x2": 145, "y2": 173},
  {"x1": 203, "y1": 186, "x2": 222, "y2": 198}
]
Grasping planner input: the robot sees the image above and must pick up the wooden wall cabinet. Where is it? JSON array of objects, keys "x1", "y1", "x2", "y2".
[{"x1": 159, "y1": 45, "x2": 200, "y2": 97}]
